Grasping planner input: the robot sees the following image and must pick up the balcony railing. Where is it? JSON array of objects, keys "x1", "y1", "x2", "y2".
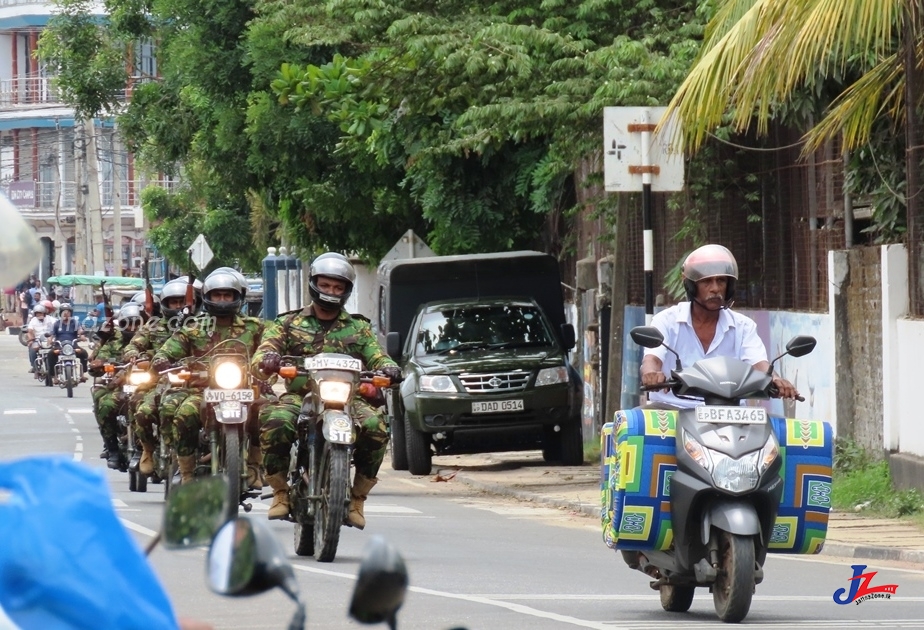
[
  {"x1": 0, "y1": 76, "x2": 154, "y2": 110},
  {"x1": 7, "y1": 179, "x2": 181, "y2": 212}
]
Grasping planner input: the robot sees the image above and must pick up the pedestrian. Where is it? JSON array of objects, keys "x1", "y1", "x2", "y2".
[{"x1": 19, "y1": 286, "x2": 33, "y2": 326}]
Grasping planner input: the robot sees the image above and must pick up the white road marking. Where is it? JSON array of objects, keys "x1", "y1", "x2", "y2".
[
  {"x1": 364, "y1": 505, "x2": 422, "y2": 514},
  {"x1": 3, "y1": 409, "x2": 36, "y2": 415},
  {"x1": 119, "y1": 518, "x2": 157, "y2": 537},
  {"x1": 64, "y1": 412, "x2": 82, "y2": 461},
  {"x1": 112, "y1": 499, "x2": 129, "y2": 508},
  {"x1": 74, "y1": 443, "x2": 83, "y2": 453},
  {"x1": 67, "y1": 409, "x2": 92, "y2": 414}
]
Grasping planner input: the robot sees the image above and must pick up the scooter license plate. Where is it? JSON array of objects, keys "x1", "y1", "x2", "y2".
[
  {"x1": 204, "y1": 388, "x2": 255, "y2": 403},
  {"x1": 695, "y1": 406, "x2": 767, "y2": 424}
]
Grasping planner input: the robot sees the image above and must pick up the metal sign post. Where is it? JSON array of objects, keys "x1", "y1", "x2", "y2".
[{"x1": 603, "y1": 107, "x2": 685, "y2": 323}]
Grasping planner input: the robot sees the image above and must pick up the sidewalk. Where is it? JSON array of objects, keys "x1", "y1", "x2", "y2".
[{"x1": 429, "y1": 451, "x2": 924, "y2": 565}]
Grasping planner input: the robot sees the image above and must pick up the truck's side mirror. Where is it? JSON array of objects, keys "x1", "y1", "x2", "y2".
[
  {"x1": 560, "y1": 324, "x2": 576, "y2": 350},
  {"x1": 386, "y1": 332, "x2": 402, "y2": 360}
]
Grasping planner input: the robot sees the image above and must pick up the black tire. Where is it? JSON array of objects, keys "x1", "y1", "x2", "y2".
[
  {"x1": 405, "y1": 414, "x2": 432, "y2": 476},
  {"x1": 389, "y1": 409, "x2": 409, "y2": 471},
  {"x1": 136, "y1": 471, "x2": 147, "y2": 493},
  {"x1": 222, "y1": 426, "x2": 241, "y2": 523},
  {"x1": 294, "y1": 520, "x2": 315, "y2": 557},
  {"x1": 44, "y1": 365, "x2": 52, "y2": 387},
  {"x1": 660, "y1": 584, "x2": 695, "y2": 612},
  {"x1": 19, "y1": 330, "x2": 28, "y2": 346},
  {"x1": 314, "y1": 444, "x2": 350, "y2": 563},
  {"x1": 712, "y1": 531, "x2": 755, "y2": 623},
  {"x1": 129, "y1": 469, "x2": 138, "y2": 492},
  {"x1": 163, "y1": 450, "x2": 177, "y2": 501},
  {"x1": 65, "y1": 364, "x2": 73, "y2": 398}
]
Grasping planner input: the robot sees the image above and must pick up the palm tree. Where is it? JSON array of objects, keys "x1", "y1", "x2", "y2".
[{"x1": 665, "y1": 0, "x2": 924, "y2": 311}]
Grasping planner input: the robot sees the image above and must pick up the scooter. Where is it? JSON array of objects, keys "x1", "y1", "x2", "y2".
[{"x1": 621, "y1": 325, "x2": 816, "y2": 623}]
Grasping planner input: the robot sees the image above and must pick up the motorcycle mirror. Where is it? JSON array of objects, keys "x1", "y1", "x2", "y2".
[
  {"x1": 629, "y1": 326, "x2": 663, "y2": 349},
  {"x1": 349, "y1": 536, "x2": 409, "y2": 627},
  {"x1": 162, "y1": 476, "x2": 229, "y2": 551},
  {"x1": 207, "y1": 517, "x2": 306, "y2": 627},
  {"x1": 785, "y1": 335, "x2": 816, "y2": 358}
]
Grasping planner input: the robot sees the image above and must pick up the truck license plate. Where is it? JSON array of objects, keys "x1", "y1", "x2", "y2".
[
  {"x1": 204, "y1": 388, "x2": 255, "y2": 403},
  {"x1": 695, "y1": 406, "x2": 767, "y2": 424},
  {"x1": 471, "y1": 399, "x2": 524, "y2": 414}
]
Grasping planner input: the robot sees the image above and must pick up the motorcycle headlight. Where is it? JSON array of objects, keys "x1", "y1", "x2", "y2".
[
  {"x1": 213, "y1": 362, "x2": 244, "y2": 389},
  {"x1": 319, "y1": 380, "x2": 352, "y2": 405},
  {"x1": 711, "y1": 451, "x2": 760, "y2": 494},
  {"x1": 535, "y1": 366, "x2": 568, "y2": 386},
  {"x1": 62, "y1": 344, "x2": 75, "y2": 356},
  {"x1": 128, "y1": 371, "x2": 153, "y2": 386},
  {"x1": 420, "y1": 375, "x2": 457, "y2": 393}
]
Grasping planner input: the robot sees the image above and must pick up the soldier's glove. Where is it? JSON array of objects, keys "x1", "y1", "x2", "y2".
[
  {"x1": 151, "y1": 358, "x2": 172, "y2": 374},
  {"x1": 381, "y1": 365, "x2": 402, "y2": 383},
  {"x1": 259, "y1": 352, "x2": 282, "y2": 375}
]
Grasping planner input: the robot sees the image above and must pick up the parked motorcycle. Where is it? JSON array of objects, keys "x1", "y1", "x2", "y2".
[
  {"x1": 274, "y1": 353, "x2": 396, "y2": 563},
  {"x1": 623, "y1": 326, "x2": 815, "y2": 623},
  {"x1": 52, "y1": 340, "x2": 84, "y2": 398}
]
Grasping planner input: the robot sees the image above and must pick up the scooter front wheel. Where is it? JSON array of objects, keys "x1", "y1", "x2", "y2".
[
  {"x1": 660, "y1": 584, "x2": 695, "y2": 612},
  {"x1": 712, "y1": 531, "x2": 755, "y2": 623}
]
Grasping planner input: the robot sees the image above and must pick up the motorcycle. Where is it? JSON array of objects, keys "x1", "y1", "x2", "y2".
[
  {"x1": 160, "y1": 340, "x2": 260, "y2": 520},
  {"x1": 115, "y1": 361, "x2": 171, "y2": 493},
  {"x1": 33, "y1": 334, "x2": 53, "y2": 386},
  {"x1": 275, "y1": 353, "x2": 395, "y2": 563},
  {"x1": 622, "y1": 325, "x2": 816, "y2": 623},
  {"x1": 52, "y1": 340, "x2": 84, "y2": 398}
]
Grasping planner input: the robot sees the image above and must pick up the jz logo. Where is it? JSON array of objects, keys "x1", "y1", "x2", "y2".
[{"x1": 832, "y1": 565, "x2": 899, "y2": 605}]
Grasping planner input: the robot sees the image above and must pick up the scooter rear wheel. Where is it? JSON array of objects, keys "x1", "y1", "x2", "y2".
[{"x1": 660, "y1": 584, "x2": 695, "y2": 612}]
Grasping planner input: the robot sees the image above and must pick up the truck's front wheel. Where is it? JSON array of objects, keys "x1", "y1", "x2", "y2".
[
  {"x1": 405, "y1": 415, "x2": 432, "y2": 475},
  {"x1": 389, "y1": 409, "x2": 409, "y2": 471}
]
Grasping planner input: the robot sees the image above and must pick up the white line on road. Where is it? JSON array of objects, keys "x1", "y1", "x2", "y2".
[
  {"x1": 67, "y1": 409, "x2": 92, "y2": 414},
  {"x1": 64, "y1": 412, "x2": 82, "y2": 461},
  {"x1": 2, "y1": 409, "x2": 36, "y2": 415},
  {"x1": 119, "y1": 518, "x2": 157, "y2": 537},
  {"x1": 364, "y1": 505, "x2": 422, "y2": 514}
]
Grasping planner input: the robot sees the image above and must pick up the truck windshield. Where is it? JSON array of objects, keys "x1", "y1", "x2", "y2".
[{"x1": 415, "y1": 304, "x2": 554, "y2": 356}]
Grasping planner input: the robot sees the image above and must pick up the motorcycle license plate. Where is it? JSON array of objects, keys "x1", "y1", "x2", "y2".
[
  {"x1": 123, "y1": 384, "x2": 138, "y2": 394},
  {"x1": 304, "y1": 356, "x2": 362, "y2": 371},
  {"x1": 204, "y1": 388, "x2": 255, "y2": 403},
  {"x1": 695, "y1": 406, "x2": 767, "y2": 425},
  {"x1": 218, "y1": 400, "x2": 243, "y2": 420},
  {"x1": 471, "y1": 399, "x2": 524, "y2": 414}
]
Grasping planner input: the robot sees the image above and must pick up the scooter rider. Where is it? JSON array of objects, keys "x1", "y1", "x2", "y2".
[
  {"x1": 253, "y1": 252, "x2": 401, "y2": 529},
  {"x1": 26, "y1": 303, "x2": 56, "y2": 375},
  {"x1": 123, "y1": 279, "x2": 190, "y2": 475},
  {"x1": 88, "y1": 303, "x2": 145, "y2": 470},
  {"x1": 151, "y1": 269, "x2": 267, "y2": 486},
  {"x1": 639, "y1": 243, "x2": 800, "y2": 405},
  {"x1": 47, "y1": 303, "x2": 89, "y2": 381}
]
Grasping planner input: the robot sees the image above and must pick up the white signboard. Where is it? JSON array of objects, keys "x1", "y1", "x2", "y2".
[
  {"x1": 187, "y1": 233, "x2": 214, "y2": 271},
  {"x1": 603, "y1": 107, "x2": 685, "y2": 192}
]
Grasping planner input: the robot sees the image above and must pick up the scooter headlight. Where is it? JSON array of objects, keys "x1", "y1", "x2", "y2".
[
  {"x1": 213, "y1": 362, "x2": 244, "y2": 389},
  {"x1": 711, "y1": 451, "x2": 760, "y2": 494},
  {"x1": 319, "y1": 380, "x2": 352, "y2": 405}
]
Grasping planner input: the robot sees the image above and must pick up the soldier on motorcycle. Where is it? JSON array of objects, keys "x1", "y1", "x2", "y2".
[
  {"x1": 252, "y1": 252, "x2": 401, "y2": 529},
  {"x1": 151, "y1": 269, "x2": 267, "y2": 486},
  {"x1": 88, "y1": 303, "x2": 146, "y2": 470},
  {"x1": 123, "y1": 280, "x2": 185, "y2": 475}
]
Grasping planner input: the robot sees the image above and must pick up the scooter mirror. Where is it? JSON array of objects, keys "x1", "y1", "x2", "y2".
[
  {"x1": 785, "y1": 335, "x2": 816, "y2": 358},
  {"x1": 349, "y1": 536, "x2": 409, "y2": 626},
  {"x1": 162, "y1": 476, "x2": 229, "y2": 549},
  {"x1": 630, "y1": 326, "x2": 664, "y2": 349}
]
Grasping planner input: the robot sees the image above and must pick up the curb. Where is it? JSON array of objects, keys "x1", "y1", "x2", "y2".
[{"x1": 454, "y1": 474, "x2": 924, "y2": 565}]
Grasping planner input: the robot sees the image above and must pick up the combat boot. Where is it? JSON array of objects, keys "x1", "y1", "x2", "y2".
[
  {"x1": 347, "y1": 473, "x2": 378, "y2": 530},
  {"x1": 246, "y1": 445, "x2": 264, "y2": 489},
  {"x1": 265, "y1": 472, "x2": 290, "y2": 520},
  {"x1": 177, "y1": 454, "x2": 197, "y2": 484},
  {"x1": 139, "y1": 442, "x2": 155, "y2": 476},
  {"x1": 106, "y1": 438, "x2": 122, "y2": 470}
]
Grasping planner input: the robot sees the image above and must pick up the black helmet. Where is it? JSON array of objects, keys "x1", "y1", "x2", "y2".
[
  {"x1": 201, "y1": 269, "x2": 243, "y2": 317},
  {"x1": 308, "y1": 252, "x2": 355, "y2": 310},
  {"x1": 681, "y1": 244, "x2": 739, "y2": 307},
  {"x1": 159, "y1": 279, "x2": 193, "y2": 318}
]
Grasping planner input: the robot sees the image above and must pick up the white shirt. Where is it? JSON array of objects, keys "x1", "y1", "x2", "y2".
[
  {"x1": 27, "y1": 315, "x2": 57, "y2": 340},
  {"x1": 644, "y1": 302, "x2": 768, "y2": 408}
]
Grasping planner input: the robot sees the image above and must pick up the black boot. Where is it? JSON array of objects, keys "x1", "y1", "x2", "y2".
[
  {"x1": 99, "y1": 447, "x2": 108, "y2": 459},
  {"x1": 106, "y1": 439, "x2": 122, "y2": 470}
]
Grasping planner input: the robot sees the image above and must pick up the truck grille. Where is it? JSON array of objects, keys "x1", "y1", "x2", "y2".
[{"x1": 458, "y1": 371, "x2": 531, "y2": 394}]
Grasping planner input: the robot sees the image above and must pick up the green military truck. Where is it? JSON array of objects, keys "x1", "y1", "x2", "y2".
[{"x1": 375, "y1": 251, "x2": 583, "y2": 475}]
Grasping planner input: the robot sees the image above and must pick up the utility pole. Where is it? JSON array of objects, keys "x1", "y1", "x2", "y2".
[
  {"x1": 84, "y1": 117, "x2": 105, "y2": 275},
  {"x1": 74, "y1": 123, "x2": 87, "y2": 276},
  {"x1": 111, "y1": 129, "x2": 123, "y2": 277}
]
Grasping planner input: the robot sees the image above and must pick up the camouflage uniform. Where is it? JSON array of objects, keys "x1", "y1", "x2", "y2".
[
  {"x1": 252, "y1": 305, "x2": 397, "y2": 479},
  {"x1": 89, "y1": 330, "x2": 129, "y2": 444},
  {"x1": 153, "y1": 314, "x2": 265, "y2": 457},
  {"x1": 123, "y1": 319, "x2": 177, "y2": 446}
]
